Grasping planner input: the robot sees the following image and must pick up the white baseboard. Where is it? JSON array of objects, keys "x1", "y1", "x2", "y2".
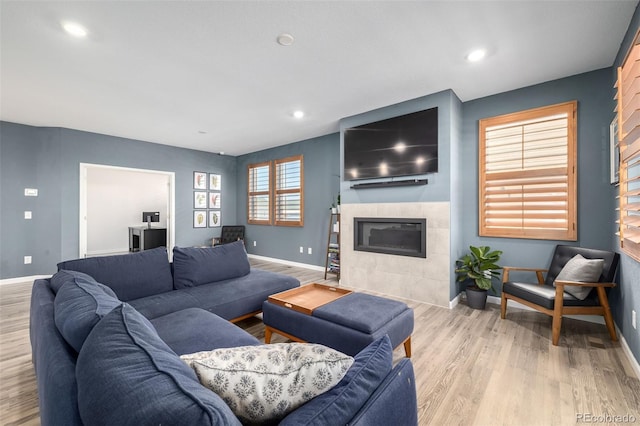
[
  {"x1": 449, "y1": 293, "x2": 461, "y2": 309},
  {"x1": 247, "y1": 254, "x2": 325, "y2": 272},
  {"x1": 0, "y1": 275, "x2": 50, "y2": 286},
  {"x1": 619, "y1": 329, "x2": 640, "y2": 380}
]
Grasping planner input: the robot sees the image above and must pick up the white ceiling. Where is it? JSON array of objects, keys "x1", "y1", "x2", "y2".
[{"x1": 1, "y1": 1, "x2": 636, "y2": 156}]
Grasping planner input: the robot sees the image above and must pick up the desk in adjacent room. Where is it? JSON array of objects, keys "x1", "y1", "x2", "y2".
[{"x1": 128, "y1": 226, "x2": 167, "y2": 252}]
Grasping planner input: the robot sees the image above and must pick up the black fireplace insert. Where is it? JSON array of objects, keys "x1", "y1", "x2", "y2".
[{"x1": 354, "y1": 217, "x2": 426, "y2": 258}]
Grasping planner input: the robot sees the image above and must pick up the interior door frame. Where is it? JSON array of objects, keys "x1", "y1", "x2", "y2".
[{"x1": 79, "y1": 163, "x2": 175, "y2": 259}]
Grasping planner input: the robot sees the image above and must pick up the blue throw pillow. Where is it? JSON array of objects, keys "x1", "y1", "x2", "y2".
[
  {"x1": 173, "y1": 241, "x2": 251, "y2": 289},
  {"x1": 57, "y1": 247, "x2": 173, "y2": 301},
  {"x1": 279, "y1": 335, "x2": 393, "y2": 425},
  {"x1": 53, "y1": 272, "x2": 121, "y2": 352},
  {"x1": 76, "y1": 304, "x2": 241, "y2": 426}
]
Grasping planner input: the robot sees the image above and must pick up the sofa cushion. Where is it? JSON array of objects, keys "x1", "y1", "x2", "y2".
[
  {"x1": 150, "y1": 308, "x2": 260, "y2": 355},
  {"x1": 181, "y1": 343, "x2": 354, "y2": 424},
  {"x1": 76, "y1": 304, "x2": 241, "y2": 426},
  {"x1": 553, "y1": 254, "x2": 605, "y2": 300},
  {"x1": 279, "y1": 335, "x2": 393, "y2": 425},
  {"x1": 53, "y1": 273, "x2": 121, "y2": 352},
  {"x1": 57, "y1": 247, "x2": 173, "y2": 301},
  {"x1": 50, "y1": 269, "x2": 105, "y2": 295},
  {"x1": 130, "y1": 268, "x2": 300, "y2": 320},
  {"x1": 173, "y1": 241, "x2": 251, "y2": 289}
]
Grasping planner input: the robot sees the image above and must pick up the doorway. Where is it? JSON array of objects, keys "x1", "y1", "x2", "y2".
[{"x1": 79, "y1": 163, "x2": 175, "y2": 259}]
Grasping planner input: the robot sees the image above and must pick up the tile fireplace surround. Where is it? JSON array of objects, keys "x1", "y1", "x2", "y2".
[{"x1": 340, "y1": 202, "x2": 450, "y2": 308}]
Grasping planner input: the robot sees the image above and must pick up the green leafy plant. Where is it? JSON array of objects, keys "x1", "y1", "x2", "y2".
[{"x1": 455, "y1": 245, "x2": 503, "y2": 292}]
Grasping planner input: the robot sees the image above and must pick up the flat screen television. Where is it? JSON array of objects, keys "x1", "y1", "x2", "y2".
[{"x1": 343, "y1": 107, "x2": 438, "y2": 181}]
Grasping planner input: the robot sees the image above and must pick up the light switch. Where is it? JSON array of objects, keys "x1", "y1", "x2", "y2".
[
  {"x1": 24, "y1": 211, "x2": 32, "y2": 219},
  {"x1": 24, "y1": 188, "x2": 38, "y2": 197},
  {"x1": 24, "y1": 256, "x2": 32, "y2": 264}
]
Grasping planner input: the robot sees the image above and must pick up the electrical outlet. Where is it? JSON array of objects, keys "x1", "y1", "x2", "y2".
[
  {"x1": 253, "y1": 241, "x2": 257, "y2": 247},
  {"x1": 633, "y1": 310, "x2": 637, "y2": 330},
  {"x1": 299, "y1": 246, "x2": 303, "y2": 253},
  {"x1": 24, "y1": 256, "x2": 32, "y2": 264},
  {"x1": 308, "y1": 247, "x2": 312, "y2": 255}
]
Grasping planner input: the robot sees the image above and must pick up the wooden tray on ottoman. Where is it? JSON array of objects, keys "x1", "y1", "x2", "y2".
[{"x1": 268, "y1": 283, "x2": 352, "y2": 315}]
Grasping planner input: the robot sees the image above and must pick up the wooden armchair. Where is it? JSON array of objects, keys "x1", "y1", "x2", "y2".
[{"x1": 501, "y1": 245, "x2": 620, "y2": 346}]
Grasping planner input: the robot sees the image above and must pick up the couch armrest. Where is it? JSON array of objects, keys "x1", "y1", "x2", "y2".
[{"x1": 348, "y1": 358, "x2": 418, "y2": 426}]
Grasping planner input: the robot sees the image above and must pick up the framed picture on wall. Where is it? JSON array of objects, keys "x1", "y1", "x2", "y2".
[
  {"x1": 194, "y1": 171, "x2": 207, "y2": 189},
  {"x1": 209, "y1": 210, "x2": 221, "y2": 227},
  {"x1": 194, "y1": 191, "x2": 207, "y2": 209},
  {"x1": 610, "y1": 117, "x2": 620, "y2": 185},
  {"x1": 209, "y1": 192, "x2": 221, "y2": 209},
  {"x1": 193, "y1": 210, "x2": 207, "y2": 228},
  {"x1": 209, "y1": 174, "x2": 221, "y2": 191}
]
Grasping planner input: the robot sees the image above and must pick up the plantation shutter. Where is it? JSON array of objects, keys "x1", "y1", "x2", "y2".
[
  {"x1": 274, "y1": 155, "x2": 304, "y2": 226},
  {"x1": 479, "y1": 101, "x2": 577, "y2": 240},
  {"x1": 247, "y1": 162, "x2": 271, "y2": 224},
  {"x1": 617, "y1": 30, "x2": 640, "y2": 261}
]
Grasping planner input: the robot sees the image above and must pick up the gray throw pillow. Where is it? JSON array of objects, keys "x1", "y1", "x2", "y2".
[{"x1": 554, "y1": 254, "x2": 604, "y2": 300}]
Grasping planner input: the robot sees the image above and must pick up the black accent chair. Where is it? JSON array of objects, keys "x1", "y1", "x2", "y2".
[
  {"x1": 213, "y1": 226, "x2": 245, "y2": 246},
  {"x1": 501, "y1": 245, "x2": 620, "y2": 346}
]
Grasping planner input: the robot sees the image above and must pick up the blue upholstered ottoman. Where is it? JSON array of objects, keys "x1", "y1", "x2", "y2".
[{"x1": 262, "y1": 292, "x2": 414, "y2": 357}]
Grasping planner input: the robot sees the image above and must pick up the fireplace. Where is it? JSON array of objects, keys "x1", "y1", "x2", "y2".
[{"x1": 354, "y1": 218, "x2": 426, "y2": 258}]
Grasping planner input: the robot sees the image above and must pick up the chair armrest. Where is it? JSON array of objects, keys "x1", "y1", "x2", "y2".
[
  {"x1": 502, "y1": 266, "x2": 548, "y2": 284},
  {"x1": 554, "y1": 280, "x2": 616, "y2": 288}
]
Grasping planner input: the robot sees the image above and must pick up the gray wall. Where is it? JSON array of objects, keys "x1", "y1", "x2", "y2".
[
  {"x1": 0, "y1": 122, "x2": 237, "y2": 278},
  {"x1": 610, "y1": 1, "x2": 640, "y2": 367},
  {"x1": 235, "y1": 133, "x2": 340, "y2": 267}
]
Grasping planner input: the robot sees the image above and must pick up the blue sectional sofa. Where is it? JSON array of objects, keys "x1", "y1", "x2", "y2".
[{"x1": 29, "y1": 241, "x2": 418, "y2": 425}]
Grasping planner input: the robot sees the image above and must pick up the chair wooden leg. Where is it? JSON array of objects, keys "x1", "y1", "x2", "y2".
[
  {"x1": 552, "y1": 285, "x2": 564, "y2": 346},
  {"x1": 500, "y1": 292, "x2": 507, "y2": 319},
  {"x1": 596, "y1": 286, "x2": 618, "y2": 342}
]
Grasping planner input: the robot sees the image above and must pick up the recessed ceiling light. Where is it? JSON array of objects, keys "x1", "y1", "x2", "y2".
[
  {"x1": 277, "y1": 33, "x2": 295, "y2": 46},
  {"x1": 293, "y1": 110, "x2": 305, "y2": 119},
  {"x1": 62, "y1": 21, "x2": 88, "y2": 38},
  {"x1": 466, "y1": 49, "x2": 486, "y2": 62}
]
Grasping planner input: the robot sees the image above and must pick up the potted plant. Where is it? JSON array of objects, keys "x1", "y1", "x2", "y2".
[{"x1": 455, "y1": 245, "x2": 502, "y2": 310}]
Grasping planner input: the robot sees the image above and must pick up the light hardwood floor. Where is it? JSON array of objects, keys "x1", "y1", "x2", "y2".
[{"x1": 1, "y1": 259, "x2": 639, "y2": 425}]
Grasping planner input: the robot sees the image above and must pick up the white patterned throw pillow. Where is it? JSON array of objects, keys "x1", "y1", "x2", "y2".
[{"x1": 181, "y1": 343, "x2": 354, "y2": 424}]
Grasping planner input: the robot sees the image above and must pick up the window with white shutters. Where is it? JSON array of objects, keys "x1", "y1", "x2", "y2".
[
  {"x1": 247, "y1": 156, "x2": 304, "y2": 227},
  {"x1": 274, "y1": 156, "x2": 304, "y2": 226},
  {"x1": 247, "y1": 161, "x2": 271, "y2": 225},
  {"x1": 479, "y1": 101, "x2": 577, "y2": 240},
  {"x1": 616, "y1": 29, "x2": 640, "y2": 262}
]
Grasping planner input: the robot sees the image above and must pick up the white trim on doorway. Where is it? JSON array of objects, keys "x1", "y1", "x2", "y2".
[{"x1": 79, "y1": 163, "x2": 175, "y2": 259}]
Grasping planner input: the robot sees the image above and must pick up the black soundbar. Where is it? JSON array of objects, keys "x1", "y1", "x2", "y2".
[{"x1": 350, "y1": 178, "x2": 428, "y2": 189}]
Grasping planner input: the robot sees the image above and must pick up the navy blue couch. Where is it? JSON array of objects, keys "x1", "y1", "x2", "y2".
[{"x1": 29, "y1": 242, "x2": 418, "y2": 425}]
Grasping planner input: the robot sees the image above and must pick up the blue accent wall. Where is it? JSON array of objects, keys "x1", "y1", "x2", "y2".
[
  {"x1": 460, "y1": 68, "x2": 615, "y2": 273},
  {"x1": 610, "y1": 1, "x2": 640, "y2": 368},
  {"x1": 0, "y1": 122, "x2": 237, "y2": 278},
  {"x1": 235, "y1": 133, "x2": 340, "y2": 267}
]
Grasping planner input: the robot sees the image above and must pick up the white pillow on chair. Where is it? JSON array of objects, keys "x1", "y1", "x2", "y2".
[{"x1": 554, "y1": 254, "x2": 605, "y2": 300}]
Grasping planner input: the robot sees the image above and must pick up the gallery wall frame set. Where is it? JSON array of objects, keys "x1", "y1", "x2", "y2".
[{"x1": 193, "y1": 171, "x2": 222, "y2": 227}]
